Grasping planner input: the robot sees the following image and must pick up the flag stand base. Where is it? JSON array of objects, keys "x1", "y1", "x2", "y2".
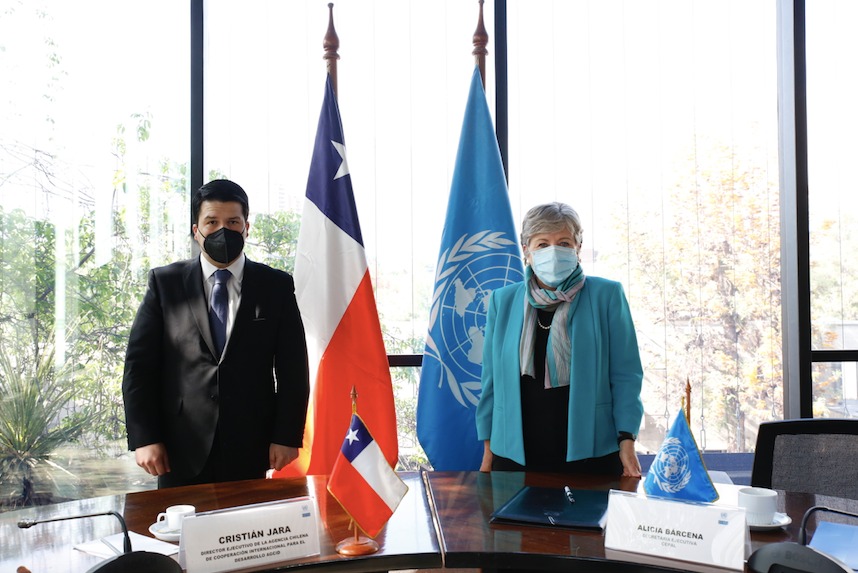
[{"x1": 335, "y1": 536, "x2": 379, "y2": 556}]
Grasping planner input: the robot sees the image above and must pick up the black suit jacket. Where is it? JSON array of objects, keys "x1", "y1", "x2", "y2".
[{"x1": 122, "y1": 257, "x2": 309, "y2": 481}]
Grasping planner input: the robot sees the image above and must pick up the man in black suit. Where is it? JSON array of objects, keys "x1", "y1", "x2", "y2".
[{"x1": 122, "y1": 179, "x2": 309, "y2": 488}]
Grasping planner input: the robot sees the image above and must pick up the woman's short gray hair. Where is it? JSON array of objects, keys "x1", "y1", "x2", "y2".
[{"x1": 520, "y1": 202, "x2": 583, "y2": 248}]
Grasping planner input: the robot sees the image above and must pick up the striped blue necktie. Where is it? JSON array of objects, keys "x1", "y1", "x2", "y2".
[{"x1": 209, "y1": 269, "x2": 231, "y2": 357}]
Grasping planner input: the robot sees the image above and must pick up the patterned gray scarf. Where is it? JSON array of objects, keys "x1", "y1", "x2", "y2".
[{"x1": 519, "y1": 264, "x2": 585, "y2": 388}]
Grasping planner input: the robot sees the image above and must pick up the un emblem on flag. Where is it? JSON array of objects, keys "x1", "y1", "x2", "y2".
[
  {"x1": 649, "y1": 437, "x2": 692, "y2": 493},
  {"x1": 425, "y1": 231, "x2": 523, "y2": 408}
]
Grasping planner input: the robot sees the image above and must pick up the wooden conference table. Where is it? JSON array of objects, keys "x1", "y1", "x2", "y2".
[
  {"x1": 424, "y1": 471, "x2": 858, "y2": 572},
  {"x1": 3, "y1": 471, "x2": 858, "y2": 572},
  {"x1": 1, "y1": 472, "x2": 439, "y2": 573}
]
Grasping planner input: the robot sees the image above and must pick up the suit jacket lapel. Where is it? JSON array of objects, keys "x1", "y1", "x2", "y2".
[{"x1": 183, "y1": 260, "x2": 217, "y2": 357}]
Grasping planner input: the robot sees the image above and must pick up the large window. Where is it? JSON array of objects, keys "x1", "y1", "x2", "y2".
[
  {"x1": 1, "y1": 0, "x2": 188, "y2": 505},
  {"x1": 0, "y1": 0, "x2": 846, "y2": 507},
  {"x1": 206, "y1": 0, "x2": 782, "y2": 457}
]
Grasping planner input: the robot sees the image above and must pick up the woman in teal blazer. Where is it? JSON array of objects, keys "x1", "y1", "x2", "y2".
[{"x1": 475, "y1": 202, "x2": 644, "y2": 476}]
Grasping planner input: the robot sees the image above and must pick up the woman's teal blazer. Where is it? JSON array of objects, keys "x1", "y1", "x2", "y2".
[{"x1": 475, "y1": 276, "x2": 644, "y2": 466}]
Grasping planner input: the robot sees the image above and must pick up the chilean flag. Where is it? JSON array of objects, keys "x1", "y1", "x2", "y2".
[
  {"x1": 327, "y1": 413, "x2": 408, "y2": 537},
  {"x1": 274, "y1": 75, "x2": 398, "y2": 477}
]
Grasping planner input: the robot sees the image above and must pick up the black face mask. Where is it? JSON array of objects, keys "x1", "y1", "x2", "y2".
[{"x1": 200, "y1": 227, "x2": 245, "y2": 264}]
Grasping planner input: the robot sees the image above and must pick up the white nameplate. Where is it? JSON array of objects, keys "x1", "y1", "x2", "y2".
[
  {"x1": 179, "y1": 496, "x2": 321, "y2": 573},
  {"x1": 604, "y1": 490, "x2": 748, "y2": 571}
]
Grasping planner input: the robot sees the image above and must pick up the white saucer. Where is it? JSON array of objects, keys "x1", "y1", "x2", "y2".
[
  {"x1": 149, "y1": 521, "x2": 181, "y2": 542},
  {"x1": 749, "y1": 512, "x2": 791, "y2": 531}
]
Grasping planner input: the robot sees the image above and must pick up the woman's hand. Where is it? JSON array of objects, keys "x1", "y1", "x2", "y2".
[
  {"x1": 619, "y1": 439, "x2": 641, "y2": 477},
  {"x1": 480, "y1": 440, "x2": 493, "y2": 472}
]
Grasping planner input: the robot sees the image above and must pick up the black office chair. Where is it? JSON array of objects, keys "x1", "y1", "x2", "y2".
[
  {"x1": 751, "y1": 418, "x2": 858, "y2": 500},
  {"x1": 748, "y1": 542, "x2": 851, "y2": 573}
]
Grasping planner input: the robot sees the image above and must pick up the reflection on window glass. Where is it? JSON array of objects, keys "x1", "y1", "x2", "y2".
[
  {"x1": 0, "y1": 1, "x2": 188, "y2": 507},
  {"x1": 807, "y1": 0, "x2": 858, "y2": 354}
]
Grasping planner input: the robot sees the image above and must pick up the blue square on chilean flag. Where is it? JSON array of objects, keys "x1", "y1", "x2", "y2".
[{"x1": 341, "y1": 415, "x2": 372, "y2": 460}]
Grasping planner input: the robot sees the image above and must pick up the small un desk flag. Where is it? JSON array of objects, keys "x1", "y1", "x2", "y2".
[{"x1": 644, "y1": 411, "x2": 718, "y2": 503}]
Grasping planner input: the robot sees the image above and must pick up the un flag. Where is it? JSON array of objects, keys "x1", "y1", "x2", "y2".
[{"x1": 416, "y1": 67, "x2": 523, "y2": 471}]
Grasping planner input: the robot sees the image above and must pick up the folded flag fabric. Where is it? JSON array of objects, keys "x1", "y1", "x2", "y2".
[
  {"x1": 644, "y1": 411, "x2": 718, "y2": 503},
  {"x1": 327, "y1": 413, "x2": 408, "y2": 538}
]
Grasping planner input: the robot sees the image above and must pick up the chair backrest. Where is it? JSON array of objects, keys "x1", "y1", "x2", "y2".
[
  {"x1": 751, "y1": 418, "x2": 858, "y2": 500},
  {"x1": 747, "y1": 542, "x2": 852, "y2": 573}
]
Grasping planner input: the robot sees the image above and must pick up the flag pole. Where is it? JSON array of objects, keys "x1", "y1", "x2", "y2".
[
  {"x1": 473, "y1": 0, "x2": 488, "y2": 87},
  {"x1": 685, "y1": 378, "x2": 692, "y2": 424},
  {"x1": 322, "y1": 7, "x2": 378, "y2": 554},
  {"x1": 324, "y1": 3, "x2": 340, "y2": 99}
]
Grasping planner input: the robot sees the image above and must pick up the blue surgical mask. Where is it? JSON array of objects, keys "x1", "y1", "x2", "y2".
[{"x1": 530, "y1": 246, "x2": 579, "y2": 287}]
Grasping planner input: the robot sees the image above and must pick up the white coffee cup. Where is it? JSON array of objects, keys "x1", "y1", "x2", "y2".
[
  {"x1": 737, "y1": 487, "x2": 777, "y2": 526},
  {"x1": 156, "y1": 504, "x2": 195, "y2": 531}
]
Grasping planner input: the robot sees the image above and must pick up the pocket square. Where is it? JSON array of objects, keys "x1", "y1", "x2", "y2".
[{"x1": 253, "y1": 305, "x2": 266, "y2": 321}]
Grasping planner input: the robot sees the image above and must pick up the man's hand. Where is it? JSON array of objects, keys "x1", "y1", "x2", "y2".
[
  {"x1": 135, "y1": 443, "x2": 171, "y2": 476},
  {"x1": 269, "y1": 444, "x2": 299, "y2": 471}
]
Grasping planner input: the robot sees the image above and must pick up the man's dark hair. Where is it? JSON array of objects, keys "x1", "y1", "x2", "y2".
[{"x1": 192, "y1": 179, "x2": 250, "y2": 222}]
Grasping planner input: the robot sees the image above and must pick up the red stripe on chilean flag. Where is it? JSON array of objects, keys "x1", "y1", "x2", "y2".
[{"x1": 306, "y1": 271, "x2": 396, "y2": 475}]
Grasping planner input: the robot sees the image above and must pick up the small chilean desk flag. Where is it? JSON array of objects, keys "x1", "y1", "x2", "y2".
[
  {"x1": 644, "y1": 411, "x2": 719, "y2": 503},
  {"x1": 327, "y1": 410, "x2": 408, "y2": 538}
]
